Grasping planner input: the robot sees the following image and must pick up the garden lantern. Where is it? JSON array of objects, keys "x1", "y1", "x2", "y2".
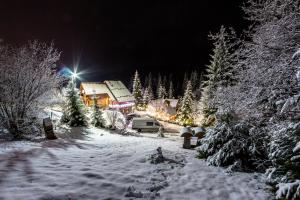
[{"x1": 180, "y1": 127, "x2": 193, "y2": 149}]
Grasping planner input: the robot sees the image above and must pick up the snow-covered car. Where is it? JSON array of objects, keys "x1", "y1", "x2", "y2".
[
  {"x1": 126, "y1": 113, "x2": 141, "y2": 121},
  {"x1": 132, "y1": 117, "x2": 162, "y2": 132}
]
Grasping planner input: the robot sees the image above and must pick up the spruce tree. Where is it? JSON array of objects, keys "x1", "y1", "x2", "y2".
[
  {"x1": 91, "y1": 98, "x2": 105, "y2": 128},
  {"x1": 182, "y1": 71, "x2": 188, "y2": 94},
  {"x1": 190, "y1": 70, "x2": 198, "y2": 91},
  {"x1": 156, "y1": 73, "x2": 162, "y2": 98},
  {"x1": 201, "y1": 26, "x2": 236, "y2": 118},
  {"x1": 132, "y1": 70, "x2": 143, "y2": 109},
  {"x1": 168, "y1": 80, "x2": 174, "y2": 99},
  {"x1": 146, "y1": 72, "x2": 154, "y2": 100},
  {"x1": 163, "y1": 75, "x2": 168, "y2": 89},
  {"x1": 158, "y1": 85, "x2": 167, "y2": 99},
  {"x1": 143, "y1": 87, "x2": 150, "y2": 108},
  {"x1": 177, "y1": 81, "x2": 194, "y2": 126},
  {"x1": 64, "y1": 81, "x2": 87, "y2": 127}
]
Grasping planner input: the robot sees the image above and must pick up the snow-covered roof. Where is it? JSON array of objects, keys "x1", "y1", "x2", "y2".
[
  {"x1": 80, "y1": 82, "x2": 116, "y2": 100},
  {"x1": 164, "y1": 99, "x2": 179, "y2": 108},
  {"x1": 80, "y1": 81, "x2": 134, "y2": 103},
  {"x1": 104, "y1": 80, "x2": 135, "y2": 102}
]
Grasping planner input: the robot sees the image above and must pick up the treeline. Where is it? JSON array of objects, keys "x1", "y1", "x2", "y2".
[
  {"x1": 130, "y1": 71, "x2": 203, "y2": 101},
  {"x1": 130, "y1": 70, "x2": 204, "y2": 125}
]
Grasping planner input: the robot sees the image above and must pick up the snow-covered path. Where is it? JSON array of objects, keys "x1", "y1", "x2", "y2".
[{"x1": 0, "y1": 128, "x2": 271, "y2": 200}]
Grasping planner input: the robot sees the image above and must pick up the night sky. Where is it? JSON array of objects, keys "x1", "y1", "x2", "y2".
[{"x1": 0, "y1": 0, "x2": 247, "y2": 85}]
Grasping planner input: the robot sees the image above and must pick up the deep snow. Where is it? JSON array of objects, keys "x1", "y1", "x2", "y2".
[{"x1": 0, "y1": 128, "x2": 271, "y2": 200}]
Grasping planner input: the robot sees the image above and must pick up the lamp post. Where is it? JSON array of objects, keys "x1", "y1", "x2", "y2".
[{"x1": 71, "y1": 71, "x2": 79, "y2": 83}]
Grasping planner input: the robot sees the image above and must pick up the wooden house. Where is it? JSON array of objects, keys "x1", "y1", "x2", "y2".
[{"x1": 80, "y1": 81, "x2": 135, "y2": 114}]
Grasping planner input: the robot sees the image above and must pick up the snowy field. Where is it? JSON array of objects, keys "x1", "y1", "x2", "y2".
[{"x1": 0, "y1": 128, "x2": 272, "y2": 200}]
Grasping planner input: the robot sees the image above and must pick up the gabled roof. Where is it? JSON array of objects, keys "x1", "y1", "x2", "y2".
[
  {"x1": 80, "y1": 82, "x2": 116, "y2": 100},
  {"x1": 104, "y1": 80, "x2": 135, "y2": 102},
  {"x1": 80, "y1": 81, "x2": 135, "y2": 103}
]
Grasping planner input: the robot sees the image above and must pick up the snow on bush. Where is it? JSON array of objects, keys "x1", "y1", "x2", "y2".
[
  {"x1": 103, "y1": 109, "x2": 126, "y2": 130},
  {"x1": 266, "y1": 122, "x2": 300, "y2": 199},
  {"x1": 198, "y1": 110, "x2": 269, "y2": 172},
  {"x1": 276, "y1": 181, "x2": 300, "y2": 200},
  {"x1": 0, "y1": 41, "x2": 61, "y2": 139}
]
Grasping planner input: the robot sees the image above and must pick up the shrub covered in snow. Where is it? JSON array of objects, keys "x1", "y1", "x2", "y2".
[
  {"x1": 198, "y1": 110, "x2": 269, "y2": 172},
  {"x1": 266, "y1": 122, "x2": 300, "y2": 200},
  {"x1": 0, "y1": 41, "x2": 61, "y2": 139},
  {"x1": 103, "y1": 109, "x2": 126, "y2": 131},
  {"x1": 90, "y1": 99, "x2": 105, "y2": 128}
]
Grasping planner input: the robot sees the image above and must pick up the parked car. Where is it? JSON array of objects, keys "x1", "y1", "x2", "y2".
[
  {"x1": 126, "y1": 113, "x2": 141, "y2": 121},
  {"x1": 132, "y1": 117, "x2": 162, "y2": 132}
]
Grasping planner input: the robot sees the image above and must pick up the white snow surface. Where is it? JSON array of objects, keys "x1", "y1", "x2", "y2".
[{"x1": 0, "y1": 128, "x2": 271, "y2": 200}]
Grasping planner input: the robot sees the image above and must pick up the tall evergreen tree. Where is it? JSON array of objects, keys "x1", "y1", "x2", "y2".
[
  {"x1": 201, "y1": 26, "x2": 236, "y2": 116},
  {"x1": 156, "y1": 73, "x2": 162, "y2": 98},
  {"x1": 132, "y1": 70, "x2": 143, "y2": 109},
  {"x1": 143, "y1": 87, "x2": 150, "y2": 108},
  {"x1": 177, "y1": 81, "x2": 194, "y2": 126},
  {"x1": 182, "y1": 71, "x2": 188, "y2": 94},
  {"x1": 168, "y1": 80, "x2": 174, "y2": 99},
  {"x1": 91, "y1": 98, "x2": 105, "y2": 127},
  {"x1": 158, "y1": 85, "x2": 167, "y2": 99},
  {"x1": 163, "y1": 75, "x2": 168, "y2": 88},
  {"x1": 190, "y1": 70, "x2": 198, "y2": 91},
  {"x1": 146, "y1": 72, "x2": 154, "y2": 100},
  {"x1": 62, "y1": 80, "x2": 87, "y2": 127}
]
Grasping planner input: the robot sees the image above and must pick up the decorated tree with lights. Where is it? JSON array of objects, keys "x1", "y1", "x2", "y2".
[
  {"x1": 63, "y1": 80, "x2": 87, "y2": 127},
  {"x1": 177, "y1": 81, "x2": 194, "y2": 126},
  {"x1": 132, "y1": 70, "x2": 143, "y2": 109},
  {"x1": 91, "y1": 98, "x2": 105, "y2": 128}
]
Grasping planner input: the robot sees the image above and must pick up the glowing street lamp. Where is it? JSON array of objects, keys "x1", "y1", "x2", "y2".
[{"x1": 71, "y1": 69, "x2": 80, "y2": 83}]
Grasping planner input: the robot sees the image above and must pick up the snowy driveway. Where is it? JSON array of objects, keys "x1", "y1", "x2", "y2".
[{"x1": 0, "y1": 128, "x2": 271, "y2": 200}]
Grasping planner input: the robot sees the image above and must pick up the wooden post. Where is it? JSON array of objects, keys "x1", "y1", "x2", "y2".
[
  {"x1": 43, "y1": 117, "x2": 57, "y2": 140},
  {"x1": 183, "y1": 136, "x2": 191, "y2": 149}
]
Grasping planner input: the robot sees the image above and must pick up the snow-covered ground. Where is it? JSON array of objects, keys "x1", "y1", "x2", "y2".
[{"x1": 0, "y1": 128, "x2": 272, "y2": 200}]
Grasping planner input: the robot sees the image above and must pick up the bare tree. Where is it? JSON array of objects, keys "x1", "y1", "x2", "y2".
[{"x1": 0, "y1": 41, "x2": 61, "y2": 138}]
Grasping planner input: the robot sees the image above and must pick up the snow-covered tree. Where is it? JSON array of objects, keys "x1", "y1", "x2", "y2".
[
  {"x1": 190, "y1": 70, "x2": 199, "y2": 91},
  {"x1": 0, "y1": 41, "x2": 61, "y2": 138},
  {"x1": 198, "y1": 111, "x2": 269, "y2": 172},
  {"x1": 182, "y1": 71, "x2": 188, "y2": 94},
  {"x1": 177, "y1": 81, "x2": 194, "y2": 126},
  {"x1": 198, "y1": 1, "x2": 300, "y2": 199},
  {"x1": 142, "y1": 87, "x2": 151, "y2": 108},
  {"x1": 163, "y1": 75, "x2": 168, "y2": 91},
  {"x1": 145, "y1": 72, "x2": 154, "y2": 100},
  {"x1": 156, "y1": 73, "x2": 162, "y2": 99},
  {"x1": 132, "y1": 70, "x2": 143, "y2": 109},
  {"x1": 63, "y1": 81, "x2": 87, "y2": 127},
  {"x1": 200, "y1": 26, "x2": 237, "y2": 125},
  {"x1": 158, "y1": 85, "x2": 167, "y2": 99},
  {"x1": 168, "y1": 80, "x2": 174, "y2": 99},
  {"x1": 91, "y1": 98, "x2": 105, "y2": 128}
]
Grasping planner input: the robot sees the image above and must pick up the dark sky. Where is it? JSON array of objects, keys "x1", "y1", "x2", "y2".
[{"x1": 0, "y1": 0, "x2": 247, "y2": 85}]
